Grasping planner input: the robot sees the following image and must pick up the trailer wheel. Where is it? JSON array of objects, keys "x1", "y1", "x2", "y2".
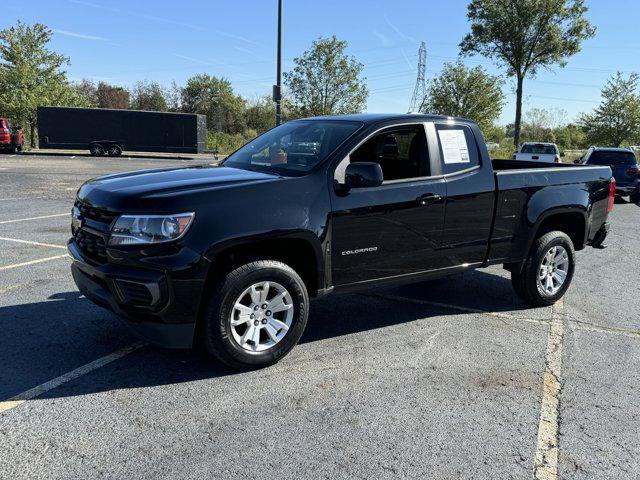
[
  {"x1": 107, "y1": 144, "x2": 122, "y2": 157},
  {"x1": 89, "y1": 144, "x2": 105, "y2": 156}
]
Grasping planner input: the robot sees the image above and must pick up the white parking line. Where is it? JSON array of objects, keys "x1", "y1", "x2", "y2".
[
  {"x1": 0, "y1": 342, "x2": 145, "y2": 414},
  {"x1": 0, "y1": 255, "x2": 68, "y2": 272},
  {"x1": 0, "y1": 236, "x2": 67, "y2": 249},
  {"x1": 0, "y1": 213, "x2": 68, "y2": 224},
  {"x1": 533, "y1": 299, "x2": 565, "y2": 480}
]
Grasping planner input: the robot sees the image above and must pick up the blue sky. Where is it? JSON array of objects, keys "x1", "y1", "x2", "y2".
[{"x1": 2, "y1": 0, "x2": 639, "y2": 125}]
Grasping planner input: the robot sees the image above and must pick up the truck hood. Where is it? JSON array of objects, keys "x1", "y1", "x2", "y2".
[{"x1": 77, "y1": 165, "x2": 281, "y2": 211}]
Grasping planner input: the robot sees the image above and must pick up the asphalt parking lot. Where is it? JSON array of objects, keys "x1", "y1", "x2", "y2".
[{"x1": 0, "y1": 153, "x2": 639, "y2": 479}]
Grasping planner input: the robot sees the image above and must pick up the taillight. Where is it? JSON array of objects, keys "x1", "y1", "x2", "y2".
[
  {"x1": 607, "y1": 177, "x2": 615, "y2": 213},
  {"x1": 554, "y1": 155, "x2": 561, "y2": 163},
  {"x1": 626, "y1": 167, "x2": 640, "y2": 177}
]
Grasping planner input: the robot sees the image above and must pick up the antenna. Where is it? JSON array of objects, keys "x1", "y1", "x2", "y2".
[{"x1": 408, "y1": 42, "x2": 427, "y2": 113}]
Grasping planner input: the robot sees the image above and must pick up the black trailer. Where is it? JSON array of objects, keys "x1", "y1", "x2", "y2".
[{"x1": 37, "y1": 106, "x2": 206, "y2": 156}]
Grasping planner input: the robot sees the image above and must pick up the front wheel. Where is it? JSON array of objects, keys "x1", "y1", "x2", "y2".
[
  {"x1": 202, "y1": 260, "x2": 309, "y2": 369},
  {"x1": 511, "y1": 231, "x2": 575, "y2": 306}
]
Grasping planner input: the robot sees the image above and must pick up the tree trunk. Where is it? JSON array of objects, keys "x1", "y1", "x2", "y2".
[
  {"x1": 30, "y1": 120, "x2": 37, "y2": 149},
  {"x1": 514, "y1": 74, "x2": 524, "y2": 148}
]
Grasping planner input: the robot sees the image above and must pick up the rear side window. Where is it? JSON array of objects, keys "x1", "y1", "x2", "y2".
[
  {"x1": 521, "y1": 144, "x2": 558, "y2": 155},
  {"x1": 587, "y1": 151, "x2": 637, "y2": 166},
  {"x1": 435, "y1": 124, "x2": 480, "y2": 175}
]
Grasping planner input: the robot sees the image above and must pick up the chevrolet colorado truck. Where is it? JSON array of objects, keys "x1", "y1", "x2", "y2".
[{"x1": 68, "y1": 114, "x2": 613, "y2": 369}]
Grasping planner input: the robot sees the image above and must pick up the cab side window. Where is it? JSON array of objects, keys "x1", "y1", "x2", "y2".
[
  {"x1": 435, "y1": 124, "x2": 480, "y2": 175},
  {"x1": 348, "y1": 125, "x2": 430, "y2": 181}
]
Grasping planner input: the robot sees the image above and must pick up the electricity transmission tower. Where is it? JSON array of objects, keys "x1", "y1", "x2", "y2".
[{"x1": 408, "y1": 42, "x2": 427, "y2": 113}]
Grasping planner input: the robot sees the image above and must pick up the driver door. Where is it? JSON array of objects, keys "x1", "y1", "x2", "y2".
[{"x1": 329, "y1": 123, "x2": 447, "y2": 286}]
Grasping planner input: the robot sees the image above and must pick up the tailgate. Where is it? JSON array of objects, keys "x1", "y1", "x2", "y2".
[{"x1": 515, "y1": 153, "x2": 555, "y2": 162}]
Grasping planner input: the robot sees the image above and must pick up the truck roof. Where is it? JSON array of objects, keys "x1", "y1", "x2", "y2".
[
  {"x1": 297, "y1": 113, "x2": 476, "y2": 126},
  {"x1": 590, "y1": 146, "x2": 633, "y2": 153}
]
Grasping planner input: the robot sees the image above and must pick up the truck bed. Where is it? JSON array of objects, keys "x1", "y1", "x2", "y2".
[{"x1": 487, "y1": 158, "x2": 613, "y2": 264}]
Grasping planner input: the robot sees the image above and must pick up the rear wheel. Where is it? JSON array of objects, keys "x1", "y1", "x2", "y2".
[
  {"x1": 107, "y1": 144, "x2": 122, "y2": 157},
  {"x1": 511, "y1": 231, "x2": 575, "y2": 306},
  {"x1": 630, "y1": 192, "x2": 639, "y2": 204},
  {"x1": 202, "y1": 259, "x2": 309, "y2": 369},
  {"x1": 89, "y1": 144, "x2": 105, "y2": 156}
]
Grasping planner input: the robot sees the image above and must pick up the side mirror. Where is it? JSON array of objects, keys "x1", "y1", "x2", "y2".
[
  {"x1": 573, "y1": 159, "x2": 581, "y2": 164},
  {"x1": 344, "y1": 162, "x2": 383, "y2": 189}
]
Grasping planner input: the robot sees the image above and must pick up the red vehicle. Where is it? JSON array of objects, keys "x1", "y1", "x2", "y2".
[{"x1": 0, "y1": 118, "x2": 23, "y2": 153}]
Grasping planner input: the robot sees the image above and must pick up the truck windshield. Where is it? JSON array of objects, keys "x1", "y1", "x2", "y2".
[
  {"x1": 587, "y1": 151, "x2": 637, "y2": 165},
  {"x1": 222, "y1": 120, "x2": 362, "y2": 175},
  {"x1": 521, "y1": 144, "x2": 557, "y2": 155}
]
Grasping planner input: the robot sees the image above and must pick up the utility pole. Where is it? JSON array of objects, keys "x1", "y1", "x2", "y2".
[{"x1": 273, "y1": 0, "x2": 282, "y2": 125}]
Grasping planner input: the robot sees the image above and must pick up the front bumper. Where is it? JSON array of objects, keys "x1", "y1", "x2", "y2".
[{"x1": 68, "y1": 239, "x2": 199, "y2": 348}]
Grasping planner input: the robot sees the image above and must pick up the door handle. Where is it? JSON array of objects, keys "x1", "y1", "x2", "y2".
[{"x1": 418, "y1": 194, "x2": 442, "y2": 206}]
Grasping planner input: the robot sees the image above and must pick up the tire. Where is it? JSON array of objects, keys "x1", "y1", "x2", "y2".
[
  {"x1": 202, "y1": 259, "x2": 309, "y2": 369},
  {"x1": 511, "y1": 231, "x2": 575, "y2": 307},
  {"x1": 10, "y1": 144, "x2": 17, "y2": 154},
  {"x1": 107, "y1": 144, "x2": 122, "y2": 157},
  {"x1": 89, "y1": 144, "x2": 105, "y2": 156},
  {"x1": 630, "y1": 193, "x2": 639, "y2": 204}
]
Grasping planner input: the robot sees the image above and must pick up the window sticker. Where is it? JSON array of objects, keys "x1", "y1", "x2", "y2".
[{"x1": 438, "y1": 129, "x2": 470, "y2": 164}]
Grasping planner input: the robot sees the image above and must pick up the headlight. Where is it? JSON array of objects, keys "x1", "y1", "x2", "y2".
[{"x1": 109, "y1": 213, "x2": 195, "y2": 246}]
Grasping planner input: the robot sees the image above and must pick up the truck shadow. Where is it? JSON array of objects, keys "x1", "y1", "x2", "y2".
[{"x1": 0, "y1": 269, "x2": 538, "y2": 401}]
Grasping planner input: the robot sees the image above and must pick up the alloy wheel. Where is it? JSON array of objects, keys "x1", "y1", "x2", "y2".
[
  {"x1": 537, "y1": 245, "x2": 570, "y2": 296},
  {"x1": 229, "y1": 281, "x2": 294, "y2": 352}
]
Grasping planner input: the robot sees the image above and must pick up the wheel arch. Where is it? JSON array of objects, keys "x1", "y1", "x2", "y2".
[{"x1": 202, "y1": 231, "x2": 325, "y2": 299}]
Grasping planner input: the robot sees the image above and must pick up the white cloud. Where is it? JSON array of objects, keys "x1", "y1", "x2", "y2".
[
  {"x1": 373, "y1": 30, "x2": 391, "y2": 47},
  {"x1": 53, "y1": 29, "x2": 108, "y2": 42}
]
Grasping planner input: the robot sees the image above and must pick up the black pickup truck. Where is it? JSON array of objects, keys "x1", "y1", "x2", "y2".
[{"x1": 68, "y1": 114, "x2": 613, "y2": 368}]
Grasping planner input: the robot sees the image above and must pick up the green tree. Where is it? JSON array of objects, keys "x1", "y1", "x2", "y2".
[
  {"x1": 0, "y1": 21, "x2": 86, "y2": 147},
  {"x1": 284, "y1": 36, "x2": 368, "y2": 117},
  {"x1": 181, "y1": 74, "x2": 246, "y2": 134},
  {"x1": 74, "y1": 80, "x2": 130, "y2": 109},
  {"x1": 130, "y1": 80, "x2": 169, "y2": 112},
  {"x1": 460, "y1": 0, "x2": 596, "y2": 147},
  {"x1": 522, "y1": 107, "x2": 566, "y2": 142},
  {"x1": 96, "y1": 82, "x2": 130, "y2": 109},
  {"x1": 553, "y1": 123, "x2": 586, "y2": 149},
  {"x1": 245, "y1": 95, "x2": 275, "y2": 134},
  {"x1": 422, "y1": 61, "x2": 505, "y2": 132},
  {"x1": 483, "y1": 124, "x2": 506, "y2": 143},
  {"x1": 579, "y1": 72, "x2": 640, "y2": 147}
]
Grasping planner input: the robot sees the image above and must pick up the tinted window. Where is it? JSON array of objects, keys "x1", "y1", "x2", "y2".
[
  {"x1": 436, "y1": 124, "x2": 480, "y2": 174},
  {"x1": 348, "y1": 125, "x2": 429, "y2": 181},
  {"x1": 587, "y1": 151, "x2": 637, "y2": 166},
  {"x1": 223, "y1": 120, "x2": 362, "y2": 176},
  {"x1": 521, "y1": 144, "x2": 558, "y2": 155}
]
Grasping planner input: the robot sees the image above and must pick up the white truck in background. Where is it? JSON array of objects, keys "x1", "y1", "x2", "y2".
[{"x1": 513, "y1": 142, "x2": 563, "y2": 163}]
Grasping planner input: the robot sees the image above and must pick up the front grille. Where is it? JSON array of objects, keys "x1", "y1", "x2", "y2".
[
  {"x1": 75, "y1": 201, "x2": 119, "y2": 224},
  {"x1": 73, "y1": 201, "x2": 118, "y2": 263},
  {"x1": 75, "y1": 229, "x2": 108, "y2": 263},
  {"x1": 115, "y1": 280, "x2": 155, "y2": 307}
]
